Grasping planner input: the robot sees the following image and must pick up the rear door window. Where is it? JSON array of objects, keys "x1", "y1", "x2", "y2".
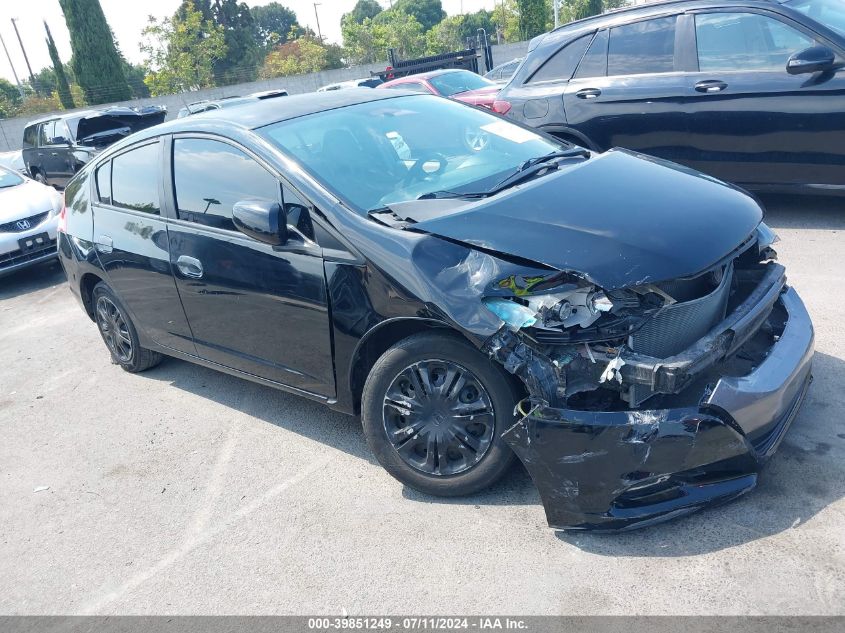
[
  {"x1": 111, "y1": 142, "x2": 161, "y2": 214},
  {"x1": 172, "y1": 138, "x2": 280, "y2": 232},
  {"x1": 607, "y1": 16, "x2": 678, "y2": 76},
  {"x1": 96, "y1": 162, "x2": 112, "y2": 204},
  {"x1": 574, "y1": 30, "x2": 609, "y2": 78},
  {"x1": 529, "y1": 34, "x2": 592, "y2": 83}
]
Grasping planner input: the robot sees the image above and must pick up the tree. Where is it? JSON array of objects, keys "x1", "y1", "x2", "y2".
[
  {"x1": 342, "y1": 11, "x2": 426, "y2": 65},
  {"x1": 393, "y1": 0, "x2": 445, "y2": 32},
  {"x1": 141, "y1": 3, "x2": 227, "y2": 95},
  {"x1": 58, "y1": 0, "x2": 132, "y2": 104},
  {"x1": 123, "y1": 63, "x2": 151, "y2": 99},
  {"x1": 345, "y1": 0, "x2": 383, "y2": 25},
  {"x1": 260, "y1": 36, "x2": 328, "y2": 78},
  {"x1": 492, "y1": 0, "x2": 521, "y2": 42},
  {"x1": 460, "y1": 10, "x2": 496, "y2": 43},
  {"x1": 426, "y1": 15, "x2": 465, "y2": 55},
  {"x1": 0, "y1": 79, "x2": 23, "y2": 119},
  {"x1": 517, "y1": 0, "x2": 548, "y2": 39},
  {"x1": 209, "y1": 0, "x2": 261, "y2": 85},
  {"x1": 45, "y1": 22, "x2": 75, "y2": 110},
  {"x1": 250, "y1": 3, "x2": 300, "y2": 51}
]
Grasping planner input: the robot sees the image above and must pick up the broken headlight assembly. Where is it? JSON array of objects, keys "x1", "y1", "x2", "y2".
[{"x1": 482, "y1": 284, "x2": 661, "y2": 339}]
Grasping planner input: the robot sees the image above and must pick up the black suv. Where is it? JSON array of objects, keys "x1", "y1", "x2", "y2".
[
  {"x1": 22, "y1": 106, "x2": 166, "y2": 189},
  {"x1": 494, "y1": 0, "x2": 845, "y2": 194},
  {"x1": 58, "y1": 91, "x2": 814, "y2": 531}
]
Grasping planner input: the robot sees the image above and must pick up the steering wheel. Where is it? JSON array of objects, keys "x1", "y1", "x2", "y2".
[
  {"x1": 463, "y1": 127, "x2": 491, "y2": 152},
  {"x1": 402, "y1": 152, "x2": 447, "y2": 186}
]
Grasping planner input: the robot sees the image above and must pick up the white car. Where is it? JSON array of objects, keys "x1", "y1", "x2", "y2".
[
  {"x1": 0, "y1": 150, "x2": 26, "y2": 174},
  {"x1": 0, "y1": 165, "x2": 63, "y2": 278}
]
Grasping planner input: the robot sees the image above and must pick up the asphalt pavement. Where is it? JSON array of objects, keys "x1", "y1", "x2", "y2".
[{"x1": 0, "y1": 195, "x2": 843, "y2": 615}]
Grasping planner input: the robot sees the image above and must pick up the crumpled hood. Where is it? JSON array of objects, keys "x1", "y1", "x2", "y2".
[
  {"x1": 0, "y1": 179, "x2": 61, "y2": 223},
  {"x1": 411, "y1": 149, "x2": 763, "y2": 289}
]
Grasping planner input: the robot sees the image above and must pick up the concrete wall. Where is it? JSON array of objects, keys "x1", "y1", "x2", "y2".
[{"x1": 0, "y1": 41, "x2": 530, "y2": 153}]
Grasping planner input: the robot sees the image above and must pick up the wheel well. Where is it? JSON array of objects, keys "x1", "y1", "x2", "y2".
[
  {"x1": 348, "y1": 319, "x2": 528, "y2": 414},
  {"x1": 349, "y1": 320, "x2": 454, "y2": 414},
  {"x1": 79, "y1": 272, "x2": 104, "y2": 321},
  {"x1": 546, "y1": 129, "x2": 599, "y2": 151}
]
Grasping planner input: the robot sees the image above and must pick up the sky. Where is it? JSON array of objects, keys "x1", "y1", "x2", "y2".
[{"x1": 0, "y1": 0, "x2": 504, "y2": 84}]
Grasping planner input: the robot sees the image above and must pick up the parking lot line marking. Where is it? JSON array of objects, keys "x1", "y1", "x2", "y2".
[{"x1": 78, "y1": 452, "x2": 334, "y2": 614}]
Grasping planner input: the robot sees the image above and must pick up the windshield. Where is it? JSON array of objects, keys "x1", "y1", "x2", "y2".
[
  {"x1": 429, "y1": 71, "x2": 495, "y2": 96},
  {"x1": 787, "y1": 0, "x2": 845, "y2": 36},
  {"x1": 260, "y1": 95, "x2": 562, "y2": 213},
  {"x1": 0, "y1": 166, "x2": 24, "y2": 188}
]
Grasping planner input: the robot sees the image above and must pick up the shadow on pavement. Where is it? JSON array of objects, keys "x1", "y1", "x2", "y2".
[
  {"x1": 0, "y1": 259, "x2": 65, "y2": 301},
  {"x1": 760, "y1": 194, "x2": 845, "y2": 230}
]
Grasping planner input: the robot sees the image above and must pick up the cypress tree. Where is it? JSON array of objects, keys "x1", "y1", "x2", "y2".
[
  {"x1": 44, "y1": 22, "x2": 75, "y2": 110},
  {"x1": 58, "y1": 0, "x2": 132, "y2": 104}
]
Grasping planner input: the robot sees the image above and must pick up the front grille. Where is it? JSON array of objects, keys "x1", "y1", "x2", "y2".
[
  {"x1": 0, "y1": 238, "x2": 57, "y2": 270},
  {"x1": 628, "y1": 264, "x2": 733, "y2": 406},
  {"x1": 0, "y1": 211, "x2": 49, "y2": 233}
]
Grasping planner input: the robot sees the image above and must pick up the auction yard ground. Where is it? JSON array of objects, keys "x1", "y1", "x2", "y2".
[{"x1": 1, "y1": 195, "x2": 843, "y2": 614}]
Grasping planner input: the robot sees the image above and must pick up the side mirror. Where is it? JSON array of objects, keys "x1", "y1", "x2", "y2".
[
  {"x1": 232, "y1": 199, "x2": 287, "y2": 246},
  {"x1": 50, "y1": 136, "x2": 70, "y2": 145},
  {"x1": 787, "y1": 46, "x2": 836, "y2": 75}
]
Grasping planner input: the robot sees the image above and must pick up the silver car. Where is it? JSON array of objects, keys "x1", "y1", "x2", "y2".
[{"x1": 0, "y1": 165, "x2": 62, "y2": 278}]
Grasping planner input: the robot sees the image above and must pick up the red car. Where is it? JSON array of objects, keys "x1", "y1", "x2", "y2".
[{"x1": 377, "y1": 69, "x2": 500, "y2": 109}]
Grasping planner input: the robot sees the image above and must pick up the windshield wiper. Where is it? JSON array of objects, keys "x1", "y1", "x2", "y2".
[{"x1": 418, "y1": 148, "x2": 590, "y2": 201}]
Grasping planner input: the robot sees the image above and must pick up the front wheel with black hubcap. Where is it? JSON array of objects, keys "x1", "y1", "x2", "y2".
[
  {"x1": 92, "y1": 282, "x2": 162, "y2": 373},
  {"x1": 361, "y1": 331, "x2": 521, "y2": 496}
]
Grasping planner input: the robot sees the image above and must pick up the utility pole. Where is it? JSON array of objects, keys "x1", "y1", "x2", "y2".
[
  {"x1": 10, "y1": 18, "x2": 37, "y2": 94},
  {"x1": 0, "y1": 30, "x2": 25, "y2": 98},
  {"x1": 313, "y1": 3, "x2": 323, "y2": 43},
  {"x1": 553, "y1": 0, "x2": 561, "y2": 29}
]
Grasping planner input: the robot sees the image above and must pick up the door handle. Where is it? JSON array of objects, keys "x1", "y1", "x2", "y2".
[
  {"x1": 176, "y1": 255, "x2": 204, "y2": 279},
  {"x1": 96, "y1": 235, "x2": 113, "y2": 254},
  {"x1": 575, "y1": 88, "x2": 602, "y2": 99},
  {"x1": 695, "y1": 80, "x2": 728, "y2": 93},
  {"x1": 50, "y1": 152, "x2": 60, "y2": 157}
]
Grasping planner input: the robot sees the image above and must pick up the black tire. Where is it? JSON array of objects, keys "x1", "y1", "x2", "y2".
[
  {"x1": 92, "y1": 282, "x2": 162, "y2": 373},
  {"x1": 361, "y1": 331, "x2": 520, "y2": 497}
]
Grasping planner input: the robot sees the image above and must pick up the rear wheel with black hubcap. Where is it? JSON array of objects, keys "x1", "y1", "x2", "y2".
[{"x1": 92, "y1": 282, "x2": 162, "y2": 373}]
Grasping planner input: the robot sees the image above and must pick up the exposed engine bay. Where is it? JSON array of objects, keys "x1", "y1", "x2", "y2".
[{"x1": 480, "y1": 225, "x2": 783, "y2": 412}]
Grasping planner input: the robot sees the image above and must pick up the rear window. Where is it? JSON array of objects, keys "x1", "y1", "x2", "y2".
[
  {"x1": 23, "y1": 125, "x2": 38, "y2": 148},
  {"x1": 607, "y1": 16, "x2": 677, "y2": 76},
  {"x1": 529, "y1": 35, "x2": 592, "y2": 83},
  {"x1": 428, "y1": 71, "x2": 493, "y2": 96}
]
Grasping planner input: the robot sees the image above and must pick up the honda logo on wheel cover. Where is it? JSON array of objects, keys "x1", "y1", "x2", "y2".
[{"x1": 15, "y1": 219, "x2": 31, "y2": 231}]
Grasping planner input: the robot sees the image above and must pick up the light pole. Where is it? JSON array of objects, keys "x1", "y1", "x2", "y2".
[
  {"x1": 313, "y1": 3, "x2": 323, "y2": 43},
  {"x1": 0, "y1": 30, "x2": 25, "y2": 99},
  {"x1": 553, "y1": 0, "x2": 561, "y2": 29},
  {"x1": 10, "y1": 18, "x2": 37, "y2": 93}
]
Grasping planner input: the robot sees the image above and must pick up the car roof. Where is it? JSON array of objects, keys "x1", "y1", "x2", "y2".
[
  {"x1": 25, "y1": 110, "x2": 101, "y2": 127},
  {"x1": 549, "y1": 0, "x2": 781, "y2": 34},
  {"x1": 113, "y1": 89, "x2": 414, "y2": 145}
]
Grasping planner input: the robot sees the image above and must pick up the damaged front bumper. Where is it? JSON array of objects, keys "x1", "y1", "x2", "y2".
[{"x1": 501, "y1": 287, "x2": 814, "y2": 531}]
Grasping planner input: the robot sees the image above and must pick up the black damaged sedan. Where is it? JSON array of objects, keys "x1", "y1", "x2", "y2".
[{"x1": 57, "y1": 90, "x2": 814, "y2": 530}]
